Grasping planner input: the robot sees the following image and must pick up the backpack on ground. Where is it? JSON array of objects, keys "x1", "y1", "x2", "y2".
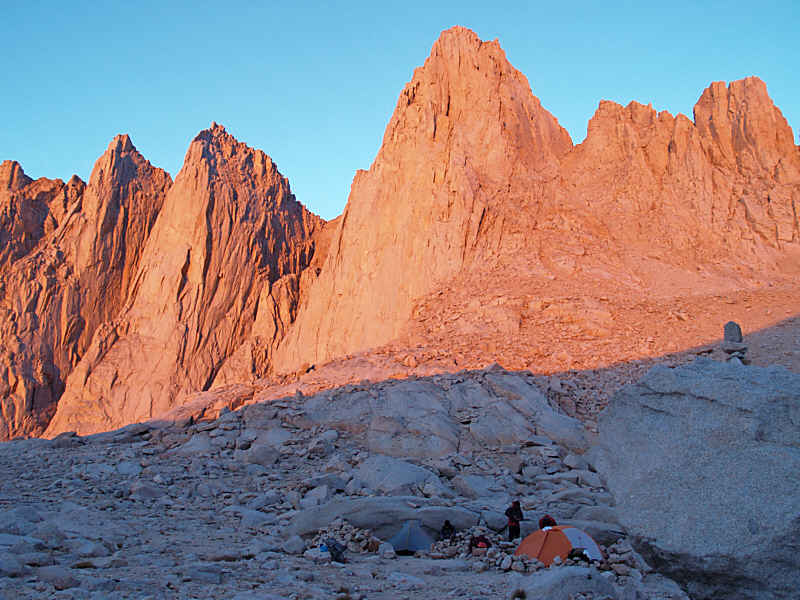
[{"x1": 325, "y1": 538, "x2": 346, "y2": 563}]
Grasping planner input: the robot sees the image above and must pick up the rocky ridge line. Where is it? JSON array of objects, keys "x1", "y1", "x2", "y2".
[
  {"x1": 0, "y1": 137, "x2": 170, "y2": 440},
  {"x1": 45, "y1": 125, "x2": 322, "y2": 438},
  {"x1": 274, "y1": 26, "x2": 800, "y2": 377}
]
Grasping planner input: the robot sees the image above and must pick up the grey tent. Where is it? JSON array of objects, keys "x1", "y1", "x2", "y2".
[{"x1": 388, "y1": 519, "x2": 436, "y2": 556}]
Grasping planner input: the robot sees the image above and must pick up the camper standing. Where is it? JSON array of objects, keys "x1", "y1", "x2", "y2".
[{"x1": 505, "y1": 500, "x2": 524, "y2": 542}]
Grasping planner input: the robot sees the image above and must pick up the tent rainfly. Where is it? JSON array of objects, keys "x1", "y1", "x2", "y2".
[
  {"x1": 388, "y1": 519, "x2": 436, "y2": 556},
  {"x1": 515, "y1": 525, "x2": 604, "y2": 566}
]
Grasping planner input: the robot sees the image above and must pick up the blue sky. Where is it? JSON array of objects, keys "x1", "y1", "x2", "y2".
[{"x1": 1, "y1": 1, "x2": 797, "y2": 220}]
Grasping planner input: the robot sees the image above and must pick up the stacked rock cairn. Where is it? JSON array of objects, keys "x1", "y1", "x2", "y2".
[{"x1": 722, "y1": 321, "x2": 748, "y2": 364}]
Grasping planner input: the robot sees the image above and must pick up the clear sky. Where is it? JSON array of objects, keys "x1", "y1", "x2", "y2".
[{"x1": 1, "y1": 1, "x2": 797, "y2": 220}]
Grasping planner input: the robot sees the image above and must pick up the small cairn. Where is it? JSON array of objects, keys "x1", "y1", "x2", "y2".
[
  {"x1": 599, "y1": 539, "x2": 651, "y2": 586},
  {"x1": 422, "y1": 525, "x2": 539, "y2": 573},
  {"x1": 310, "y1": 517, "x2": 383, "y2": 555},
  {"x1": 722, "y1": 321, "x2": 749, "y2": 364}
]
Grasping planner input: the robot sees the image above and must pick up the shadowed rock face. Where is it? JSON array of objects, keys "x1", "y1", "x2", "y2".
[
  {"x1": 597, "y1": 358, "x2": 800, "y2": 600},
  {"x1": 0, "y1": 138, "x2": 170, "y2": 440},
  {"x1": 211, "y1": 214, "x2": 341, "y2": 388},
  {"x1": 45, "y1": 125, "x2": 321, "y2": 436}
]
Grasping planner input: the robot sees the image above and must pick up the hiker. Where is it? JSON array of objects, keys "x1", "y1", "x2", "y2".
[
  {"x1": 505, "y1": 500, "x2": 524, "y2": 542},
  {"x1": 441, "y1": 519, "x2": 455, "y2": 544},
  {"x1": 538, "y1": 514, "x2": 557, "y2": 530},
  {"x1": 324, "y1": 537, "x2": 347, "y2": 563},
  {"x1": 468, "y1": 533, "x2": 492, "y2": 553}
]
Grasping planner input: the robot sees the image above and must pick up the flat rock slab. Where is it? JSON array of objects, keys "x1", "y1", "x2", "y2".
[
  {"x1": 522, "y1": 565, "x2": 616, "y2": 599},
  {"x1": 598, "y1": 357, "x2": 800, "y2": 600},
  {"x1": 353, "y1": 455, "x2": 442, "y2": 496},
  {"x1": 37, "y1": 565, "x2": 79, "y2": 589},
  {"x1": 51, "y1": 502, "x2": 129, "y2": 539}
]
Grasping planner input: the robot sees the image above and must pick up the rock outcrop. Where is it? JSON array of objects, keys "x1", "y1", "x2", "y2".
[
  {"x1": 0, "y1": 138, "x2": 170, "y2": 440},
  {"x1": 250, "y1": 370, "x2": 591, "y2": 460},
  {"x1": 597, "y1": 357, "x2": 800, "y2": 600},
  {"x1": 561, "y1": 76, "x2": 800, "y2": 271},
  {"x1": 0, "y1": 161, "x2": 81, "y2": 272},
  {"x1": 274, "y1": 26, "x2": 573, "y2": 371},
  {"x1": 275, "y1": 28, "x2": 800, "y2": 375},
  {"x1": 45, "y1": 125, "x2": 321, "y2": 436}
]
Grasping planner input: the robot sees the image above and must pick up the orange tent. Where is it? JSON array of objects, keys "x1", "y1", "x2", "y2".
[{"x1": 515, "y1": 526, "x2": 604, "y2": 566}]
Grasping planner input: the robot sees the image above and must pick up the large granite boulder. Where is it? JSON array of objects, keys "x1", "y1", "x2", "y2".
[
  {"x1": 597, "y1": 357, "x2": 800, "y2": 600},
  {"x1": 522, "y1": 566, "x2": 616, "y2": 600}
]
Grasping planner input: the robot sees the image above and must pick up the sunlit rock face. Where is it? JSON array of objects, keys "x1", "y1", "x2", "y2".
[
  {"x1": 274, "y1": 28, "x2": 800, "y2": 374},
  {"x1": 0, "y1": 137, "x2": 170, "y2": 440},
  {"x1": 274, "y1": 26, "x2": 574, "y2": 371},
  {"x1": 46, "y1": 125, "x2": 321, "y2": 436},
  {"x1": 3, "y1": 27, "x2": 800, "y2": 441},
  {"x1": 561, "y1": 75, "x2": 800, "y2": 264}
]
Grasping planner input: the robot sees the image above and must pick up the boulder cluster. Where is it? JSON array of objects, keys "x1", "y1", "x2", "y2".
[{"x1": 0, "y1": 364, "x2": 690, "y2": 600}]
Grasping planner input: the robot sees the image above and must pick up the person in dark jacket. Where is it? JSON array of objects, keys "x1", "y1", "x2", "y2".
[
  {"x1": 441, "y1": 520, "x2": 455, "y2": 544},
  {"x1": 505, "y1": 500, "x2": 524, "y2": 542},
  {"x1": 538, "y1": 514, "x2": 557, "y2": 529},
  {"x1": 468, "y1": 534, "x2": 492, "y2": 553}
]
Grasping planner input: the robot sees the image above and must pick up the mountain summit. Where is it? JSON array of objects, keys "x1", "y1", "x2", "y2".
[
  {"x1": 0, "y1": 137, "x2": 170, "y2": 439},
  {"x1": 274, "y1": 26, "x2": 576, "y2": 369},
  {"x1": 45, "y1": 125, "x2": 321, "y2": 436},
  {"x1": 274, "y1": 27, "x2": 800, "y2": 374}
]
